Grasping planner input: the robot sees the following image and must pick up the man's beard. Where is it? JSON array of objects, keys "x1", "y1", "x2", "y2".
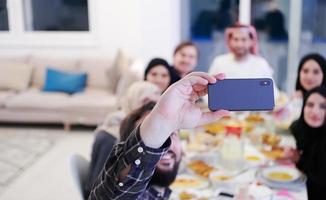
[{"x1": 149, "y1": 159, "x2": 181, "y2": 187}]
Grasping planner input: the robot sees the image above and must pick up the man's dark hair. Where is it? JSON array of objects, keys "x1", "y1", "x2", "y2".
[
  {"x1": 119, "y1": 101, "x2": 156, "y2": 141},
  {"x1": 119, "y1": 101, "x2": 181, "y2": 188},
  {"x1": 173, "y1": 41, "x2": 199, "y2": 57}
]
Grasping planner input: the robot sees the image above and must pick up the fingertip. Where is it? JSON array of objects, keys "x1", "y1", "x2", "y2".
[
  {"x1": 215, "y1": 73, "x2": 225, "y2": 80},
  {"x1": 215, "y1": 109, "x2": 230, "y2": 116},
  {"x1": 209, "y1": 77, "x2": 217, "y2": 84},
  {"x1": 220, "y1": 109, "x2": 230, "y2": 114}
]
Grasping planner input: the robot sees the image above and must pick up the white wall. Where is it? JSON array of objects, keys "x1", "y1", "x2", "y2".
[
  {"x1": 139, "y1": 0, "x2": 181, "y2": 62},
  {"x1": 0, "y1": 0, "x2": 181, "y2": 63}
]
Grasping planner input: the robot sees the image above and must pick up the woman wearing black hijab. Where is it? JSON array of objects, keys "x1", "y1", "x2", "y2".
[
  {"x1": 276, "y1": 53, "x2": 326, "y2": 123},
  {"x1": 290, "y1": 86, "x2": 326, "y2": 200},
  {"x1": 144, "y1": 58, "x2": 173, "y2": 92},
  {"x1": 295, "y1": 53, "x2": 326, "y2": 97}
]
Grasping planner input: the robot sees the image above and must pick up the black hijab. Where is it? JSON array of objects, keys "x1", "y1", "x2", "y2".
[
  {"x1": 144, "y1": 58, "x2": 173, "y2": 86},
  {"x1": 295, "y1": 53, "x2": 326, "y2": 95},
  {"x1": 290, "y1": 87, "x2": 326, "y2": 198},
  {"x1": 290, "y1": 86, "x2": 326, "y2": 151}
]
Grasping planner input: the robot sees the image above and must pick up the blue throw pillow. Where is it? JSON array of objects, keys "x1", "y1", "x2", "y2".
[{"x1": 43, "y1": 67, "x2": 87, "y2": 94}]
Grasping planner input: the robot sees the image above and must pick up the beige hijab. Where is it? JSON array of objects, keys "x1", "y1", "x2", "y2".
[{"x1": 120, "y1": 81, "x2": 160, "y2": 113}]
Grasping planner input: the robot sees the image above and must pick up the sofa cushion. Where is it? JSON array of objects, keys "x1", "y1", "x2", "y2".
[
  {"x1": 5, "y1": 88, "x2": 70, "y2": 110},
  {"x1": 115, "y1": 59, "x2": 144, "y2": 99},
  {"x1": 63, "y1": 88, "x2": 117, "y2": 113},
  {"x1": 108, "y1": 50, "x2": 132, "y2": 93},
  {"x1": 0, "y1": 63, "x2": 34, "y2": 91},
  {"x1": 0, "y1": 55, "x2": 30, "y2": 64},
  {"x1": 78, "y1": 57, "x2": 113, "y2": 91},
  {"x1": 43, "y1": 67, "x2": 87, "y2": 94},
  {"x1": 29, "y1": 56, "x2": 78, "y2": 88},
  {"x1": 0, "y1": 91, "x2": 15, "y2": 107}
]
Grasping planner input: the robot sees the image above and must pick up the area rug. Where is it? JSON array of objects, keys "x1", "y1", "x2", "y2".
[{"x1": 0, "y1": 127, "x2": 64, "y2": 194}]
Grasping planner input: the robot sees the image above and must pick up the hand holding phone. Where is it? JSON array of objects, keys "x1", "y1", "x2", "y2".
[{"x1": 208, "y1": 78, "x2": 275, "y2": 111}]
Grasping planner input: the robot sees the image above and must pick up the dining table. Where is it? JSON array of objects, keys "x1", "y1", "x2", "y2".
[{"x1": 169, "y1": 112, "x2": 308, "y2": 200}]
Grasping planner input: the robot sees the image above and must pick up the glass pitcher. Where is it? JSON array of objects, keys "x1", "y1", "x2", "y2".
[{"x1": 220, "y1": 126, "x2": 244, "y2": 171}]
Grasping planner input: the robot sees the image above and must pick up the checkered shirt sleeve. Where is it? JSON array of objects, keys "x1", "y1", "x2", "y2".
[{"x1": 88, "y1": 126, "x2": 171, "y2": 200}]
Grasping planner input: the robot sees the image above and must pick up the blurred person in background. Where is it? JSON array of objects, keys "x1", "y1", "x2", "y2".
[
  {"x1": 208, "y1": 23, "x2": 279, "y2": 98},
  {"x1": 98, "y1": 57, "x2": 173, "y2": 138},
  {"x1": 264, "y1": 8, "x2": 288, "y2": 41},
  {"x1": 144, "y1": 58, "x2": 173, "y2": 93},
  {"x1": 170, "y1": 42, "x2": 199, "y2": 83},
  {"x1": 209, "y1": 23, "x2": 273, "y2": 79},
  {"x1": 290, "y1": 86, "x2": 326, "y2": 200},
  {"x1": 214, "y1": 0, "x2": 235, "y2": 31},
  {"x1": 98, "y1": 81, "x2": 161, "y2": 139},
  {"x1": 294, "y1": 53, "x2": 326, "y2": 98},
  {"x1": 275, "y1": 53, "x2": 326, "y2": 123},
  {"x1": 254, "y1": 0, "x2": 288, "y2": 41}
]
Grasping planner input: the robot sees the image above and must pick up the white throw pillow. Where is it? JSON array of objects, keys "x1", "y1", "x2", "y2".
[
  {"x1": 108, "y1": 50, "x2": 132, "y2": 93},
  {"x1": 78, "y1": 58, "x2": 113, "y2": 91},
  {"x1": 115, "y1": 63, "x2": 143, "y2": 101},
  {"x1": 0, "y1": 63, "x2": 33, "y2": 91}
]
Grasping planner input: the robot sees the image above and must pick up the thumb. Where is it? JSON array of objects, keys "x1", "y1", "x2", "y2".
[{"x1": 198, "y1": 110, "x2": 230, "y2": 126}]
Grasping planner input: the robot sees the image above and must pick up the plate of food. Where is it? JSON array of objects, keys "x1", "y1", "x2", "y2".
[
  {"x1": 245, "y1": 113, "x2": 265, "y2": 123},
  {"x1": 261, "y1": 147, "x2": 285, "y2": 160},
  {"x1": 186, "y1": 133, "x2": 222, "y2": 152},
  {"x1": 262, "y1": 133, "x2": 281, "y2": 147},
  {"x1": 170, "y1": 174, "x2": 209, "y2": 191},
  {"x1": 187, "y1": 159, "x2": 216, "y2": 178},
  {"x1": 261, "y1": 166, "x2": 300, "y2": 183},
  {"x1": 203, "y1": 122, "x2": 225, "y2": 134},
  {"x1": 170, "y1": 189, "x2": 212, "y2": 200}
]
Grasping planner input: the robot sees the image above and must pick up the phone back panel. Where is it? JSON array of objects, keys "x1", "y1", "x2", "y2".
[{"x1": 208, "y1": 78, "x2": 275, "y2": 111}]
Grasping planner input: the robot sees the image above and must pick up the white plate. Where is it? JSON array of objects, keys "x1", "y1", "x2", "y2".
[
  {"x1": 170, "y1": 174, "x2": 209, "y2": 191},
  {"x1": 262, "y1": 166, "x2": 300, "y2": 183},
  {"x1": 209, "y1": 170, "x2": 235, "y2": 189}
]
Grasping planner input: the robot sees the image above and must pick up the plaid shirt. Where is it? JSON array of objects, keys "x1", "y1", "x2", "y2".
[{"x1": 88, "y1": 126, "x2": 172, "y2": 200}]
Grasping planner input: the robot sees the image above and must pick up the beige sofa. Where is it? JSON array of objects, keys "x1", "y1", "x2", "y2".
[{"x1": 0, "y1": 51, "x2": 141, "y2": 129}]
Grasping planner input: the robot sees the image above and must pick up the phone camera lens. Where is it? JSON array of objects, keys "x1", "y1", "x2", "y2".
[{"x1": 260, "y1": 80, "x2": 270, "y2": 86}]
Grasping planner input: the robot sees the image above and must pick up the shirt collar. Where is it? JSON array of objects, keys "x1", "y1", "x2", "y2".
[{"x1": 148, "y1": 185, "x2": 172, "y2": 199}]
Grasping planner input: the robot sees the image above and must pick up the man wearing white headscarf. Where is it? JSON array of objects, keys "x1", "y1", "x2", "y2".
[{"x1": 209, "y1": 23, "x2": 279, "y2": 98}]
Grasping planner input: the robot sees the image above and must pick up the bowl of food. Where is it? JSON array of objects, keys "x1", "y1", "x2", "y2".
[
  {"x1": 245, "y1": 154, "x2": 267, "y2": 166},
  {"x1": 262, "y1": 166, "x2": 300, "y2": 183}
]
